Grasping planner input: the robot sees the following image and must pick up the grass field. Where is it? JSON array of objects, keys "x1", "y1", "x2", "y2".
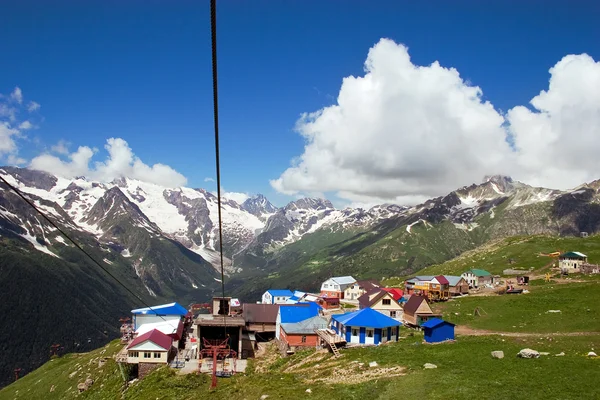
[
  {"x1": 2, "y1": 334, "x2": 599, "y2": 400},
  {"x1": 433, "y1": 281, "x2": 600, "y2": 333}
]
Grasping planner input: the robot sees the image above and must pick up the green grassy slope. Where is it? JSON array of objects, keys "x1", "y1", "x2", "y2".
[{"x1": 2, "y1": 334, "x2": 599, "y2": 400}]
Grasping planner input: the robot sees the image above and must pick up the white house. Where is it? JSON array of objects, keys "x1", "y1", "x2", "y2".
[
  {"x1": 558, "y1": 252, "x2": 588, "y2": 272},
  {"x1": 261, "y1": 289, "x2": 294, "y2": 304},
  {"x1": 460, "y1": 269, "x2": 492, "y2": 288},
  {"x1": 320, "y1": 276, "x2": 356, "y2": 299},
  {"x1": 127, "y1": 329, "x2": 174, "y2": 365}
]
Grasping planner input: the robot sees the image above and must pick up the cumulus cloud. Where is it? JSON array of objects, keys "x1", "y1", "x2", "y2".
[
  {"x1": 0, "y1": 87, "x2": 39, "y2": 165},
  {"x1": 31, "y1": 138, "x2": 188, "y2": 187},
  {"x1": 272, "y1": 39, "x2": 513, "y2": 204},
  {"x1": 222, "y1": 190, "x2": 250, "y2": 204},
  {"x1": 272, "y1": 39, "x2": 600, "y2": 205},
  {"x1": 508, "y1": 54, "x2": 600, "y2": 189}
]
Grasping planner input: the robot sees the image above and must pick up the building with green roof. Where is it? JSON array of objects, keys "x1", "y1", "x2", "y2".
[{"x1": 461, "y1": 269, "x2": 493, "y2": 288}]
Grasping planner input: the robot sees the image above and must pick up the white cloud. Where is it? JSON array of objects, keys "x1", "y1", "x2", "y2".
[
  {"x1": 27, "y1": 101, "x2": 40, "y2": 112},
  {"x1": 204, "y1": 177, "x2": 215, "y2": 182},
  {"x1": 10, "y1": 87, "x2": 23, "y2": 104},
  {"x1": 273, "y1": 39, "x2": 600, "y2": 205},
  {"x1": 0, "y1": 87, "x2": 38, "y2": 163},
  {"x1": 50, "y1": 140, "x2": 70, "y2": 155},
  {"x1": 272, "y1": 39, "x2": 513, "y2": 204},
  {"x1": 507, "y1": 54, "x2": 600, "y2": 190},
  {"x1": 222, "y1": 190, "x2": 250, "y2": 204},
  {"x1": 18, "y1": 120, "x2": 33, "y2": 130},
  {"x1": 30, "y1": 138, "x2": 188, "y2": 187}
]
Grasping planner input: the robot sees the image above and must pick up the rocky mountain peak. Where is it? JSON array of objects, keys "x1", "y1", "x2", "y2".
[
  {"x1": 1, "y1": 167, "x2": 58, "y2": 191},
  {"x1": 241, "y1": 194, "x2": 277, "y2": 217},
  {"x1": 285, "y1": 198, "x2": 334, "y2": 211}
]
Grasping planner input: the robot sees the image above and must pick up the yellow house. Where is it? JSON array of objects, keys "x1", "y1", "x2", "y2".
[{"x1": 127, "y1": 329, "x2": 174, "y2": 366}]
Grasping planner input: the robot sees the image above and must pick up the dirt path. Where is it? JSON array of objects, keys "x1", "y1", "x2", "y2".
[{"x1": 456, "y1": 325, "x2": 600, "y2": 337}]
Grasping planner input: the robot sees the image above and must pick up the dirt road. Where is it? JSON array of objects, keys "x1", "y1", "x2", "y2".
[{"x1": 456, "y1": 325, "x2": 600, "y2": 337}]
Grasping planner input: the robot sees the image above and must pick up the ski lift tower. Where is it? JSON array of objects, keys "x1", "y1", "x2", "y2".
[{"x1": 199, "y1": 337, "x2": 237, "y2": 389}]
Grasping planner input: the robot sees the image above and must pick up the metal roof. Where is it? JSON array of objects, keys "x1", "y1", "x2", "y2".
[
  {"x1": 135, "y1": 317, "x2": 182, "y2": 338},
  {"x1": 279, "y1": 303, "x2": 321, "y2": 323},
  {"x1": 434, "y1": 275, "x2": 449, "y2": 285},
  {"x1": 328, "y1": 276, "x2": 357, "y2": 285},
  {"x1": 242, "y1": 304, "x2": 279, "y2": 324},
  {"x1": 421, "y1": 318, "x2": 455, "y2": 329},
  {"x1": 560, "y1": 251, "x2": 587, "y2": 259},
  {"x1": 281, "y1": 316, "x2": 328, "y2": 334},
  {"x1": 464, "y1": 269, "x2": 492, "y2": 277},
  {"x1": 266, "y1": 289, "x2": 294, "y2": 297},
  {"x1": 443, "y1": 276, "x2": 464, "y2": 286},
  {"x1": 332, "y1": 308, "x2": 401, "y2": 329},
  {"x1": 131, "y1": 302, "x2": 188, "y2": 316},
  {"x1": 127, "y1": 329, "x2": 172, "y2": 351},
  {"x1": 403, "y1": 295, "x2": 429, "y2": 315}
]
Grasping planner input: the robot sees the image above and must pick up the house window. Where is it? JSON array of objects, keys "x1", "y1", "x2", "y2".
[
  {"x1": 390, "y1": 311, "x2": 397, "y2": 318},
  {"x1": 323, "y1": 284, "x2": 328, "y2": 288},
  {"x1": 366, "y1": 329, "x2": 374, "y2": 338},
  {"x1": 143, "y1": 352, "x2": 151, "y2": 359},
  {"x1": 153, "y1": 352, "x2": 161, "y2": 358},
  {"x1": 382, "y1": 299, "x2": 391, "y2": 305},
  {"x1": 301, "y1": 336, "x2": 307, "y2": 343},
  {"x1": 130, "y1": 351, "x2": 139, "y2": 358},
  {"x1": 352, "y1": 328, "x2": 359, "y2": 336}
]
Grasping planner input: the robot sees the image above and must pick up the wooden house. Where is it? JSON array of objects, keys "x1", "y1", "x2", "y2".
[
  {"x1": 402, "y1": 295, "x2": 440, "y2": 326},
  {"x1": 320, "y1": 276, "x2": 356, "y2": 299},
  {"x1": 330, "y1": 308, "x2": 401, "y2": 345},
  {"x1": 279, "y1": 316, "x2": 328, "y2": 351},
  {"x1": 317, "y1": 296, "x2": 340, "y2": 310},
  {"x1": 559, "y1": 252, "x2": 588, "y2": 273},
  {"x1": 242, "y1": 304, "x2": 279, "y2": 333},
  {"x1": 358, "y1": 289, "x2": 403, "y2": 319},
  {"x1": 445, "y1": 276, "x2": 469, "y2": 296},
  {"x1": 422, "y1": 318, "x2": 455, "y2": 343}
]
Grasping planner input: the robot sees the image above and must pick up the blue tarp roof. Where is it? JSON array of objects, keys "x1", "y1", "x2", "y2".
[
  {"x1": 267, "y1": 289, "x2": 294, "y2": 297},
  {"x1": 131, "y1": 302, "x2": 187, "y2": 316},
  {"x1": 331, "y1": 308, "x2": 401, "y2": 329},
  {"x1": 279, "y1": 303, "x2": 320, "y2": 323},
  {"x1": 421, "y1": 318, "x2": 455, "y2": 329}
]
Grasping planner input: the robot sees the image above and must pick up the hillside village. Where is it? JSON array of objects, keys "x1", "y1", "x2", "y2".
[{"x1": 103, "y1": 250, "x2": 599, "y2": 386}]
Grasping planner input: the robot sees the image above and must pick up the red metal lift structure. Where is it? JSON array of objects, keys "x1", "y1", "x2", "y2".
[{"x1": 199, "y1": 337, "x2": 237, "y2": 389}]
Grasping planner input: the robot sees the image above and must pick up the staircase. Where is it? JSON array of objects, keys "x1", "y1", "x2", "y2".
[
  {"x1": 114, "y1": 346, "x2": 128, "y2": 363},
  {"x1": 315, "y1": 329, "x2": 345, "y2": 358}
]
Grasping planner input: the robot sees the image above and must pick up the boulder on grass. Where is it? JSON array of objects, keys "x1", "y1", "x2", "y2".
[
  {"x1": 518, "y1": 349, "x2": 540, "y2": 359},
  {"x1": 491, "y1": 351, "x2": 504, "y2": 359}
]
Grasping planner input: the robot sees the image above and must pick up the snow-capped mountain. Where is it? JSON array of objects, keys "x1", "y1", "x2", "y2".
[{"x1": 0, "y1": 167, "x2": 410, "y2": 273}]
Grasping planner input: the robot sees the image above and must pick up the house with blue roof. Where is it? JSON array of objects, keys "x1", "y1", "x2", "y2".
[
  {"x1": 330, "y1": 308, "x2": 401, "y2": 345},
  {"x1": 131, "y1": 302, "x2": 188, "y2": 330},
  {"x1": 422, "y1": 318, "x2": 455, "y2": 343},
  {"x1": 275, "y1": 303, "x2": 322, "y2": 339},
  {"x1": 262, "y1": 289, "x2": 294, "y2": 305}
]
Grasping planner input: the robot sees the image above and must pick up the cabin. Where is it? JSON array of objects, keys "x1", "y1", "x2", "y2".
[
  {"x1": 344, "y1": 280, "x2": 380, "y2": 300},
  {"x1": 402, "y1": 295, "x2": 440, "y2": 326},
  {"x1": 358, "y1": 289, "x2": 403, "y2": 320},
  {"x1": 382, "y1": 288, "x2": 404, "y2": 301},
  {"x1": 461, "y1": 269, "x2": 493, "y2": 288},
  {"x1": 242, "y1": 303, "x2": 279, "y2": 333},
  {"x1": 320, "y1": 276, "x2": 356, "y2": 299},
  {"x1": 131, "y1": 302, "x2": 188, "y2": 330},
  {"x1": 284, "y1": 290, "x2": 307, "y2": 304},
  {"x1": 404, "y1": 275, "x2": 434, "y2": 296},
  {"x1": 559, "y1": 252, "x2": 588, "y2": 273},
  {"x1": 279, "y1": 316, "x2": 328, "y2": 352},
  {"x1": 261, "y1": 289, "x2": 294, "y2": 304},
  {"x1": 422, "y1": 318, "x2": 455, "y2": 343},
  {"x1": 127, "y1": 329, "x2": 175, "y2": 377},
  {"x1": 445, "y1": 276, "x2": 469, "y2": 296},
  {"x1": 316, "y1": 296, "x2": 340, "y2": 310},
  {"x1": 330, "y1": 308, "x2": 401, "y2": 345},
  {"x1": 275, "y1": 303, "x2": 322, "y2": 339}
]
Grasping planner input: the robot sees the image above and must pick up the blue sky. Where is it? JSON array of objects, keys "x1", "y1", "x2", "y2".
[{"x1": 1, "y1": 1, "x2": 599, "y2": 207}]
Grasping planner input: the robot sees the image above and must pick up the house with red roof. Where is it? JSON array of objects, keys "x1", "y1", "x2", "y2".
[
  {"x1": 358, "y1": 289, "x2": 403, "y2": 320},
  {"x1": 382, "y1": 288, "x2": 404, "y2": 301},
  {"x1": 127, "y1": 329, "x2": 175, "y2": 373}
]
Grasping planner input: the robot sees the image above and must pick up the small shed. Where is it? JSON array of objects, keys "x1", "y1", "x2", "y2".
[{"x1": 422, "y1": 318, "x2": 455, "y2": 343}]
